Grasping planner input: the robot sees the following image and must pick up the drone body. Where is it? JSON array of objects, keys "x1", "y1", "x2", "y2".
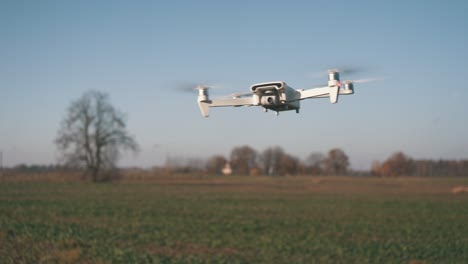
[{"x1": 197, "y1": 70, "x2": 356, "y2": 117}]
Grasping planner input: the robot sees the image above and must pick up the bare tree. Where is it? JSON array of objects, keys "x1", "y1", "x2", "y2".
[
  {"x1": 324, "y1": 148, "x2": 349, "y2": 175},
  {"x1": 305, "y1": 152, "x2": 325, "y2": 175},
  {"x1": 260, "y1": 146, "x2": 285, "y2": 175},
  {"x1": 55, "y1": 91, "x2": 139, "y2": 182},
  {"x1": 230, "y1": 145, "x2": 258, "y2": 175},
  {"x1": 378, "y1": 152, "x2": 414, "y2": 177},
  {"x1": 278, "y1": 153, "x2": 300, "y2": 176},
  {"x1": 259, "y1": 146, "x2": 301, "y2": 176},
  {"x1": 206, "y1": 155, "x2": 227, "y2": 175}
]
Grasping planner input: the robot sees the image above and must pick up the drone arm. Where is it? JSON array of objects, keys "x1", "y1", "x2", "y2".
[
  {"x1": 293, "y1": 86, "x2": 340, "y2": 103},
  {"x1": 209, "y1": 97, "x2": 255, "y2": 107},
  {"x1": 312, "y1": 88, "x2": 354, "y2": 98},
  {"x1": 198, "y1": 97, "x2": 256, "y2": 117}
]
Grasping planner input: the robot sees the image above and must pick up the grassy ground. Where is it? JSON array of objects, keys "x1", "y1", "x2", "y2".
[{"x1": 1, "y1": 175, "x2": 468, "y2": 263}]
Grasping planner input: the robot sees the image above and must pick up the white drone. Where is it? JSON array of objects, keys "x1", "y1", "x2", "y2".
[{"x1": 195, "y1": 69, "x2": 370, "y2": 117}]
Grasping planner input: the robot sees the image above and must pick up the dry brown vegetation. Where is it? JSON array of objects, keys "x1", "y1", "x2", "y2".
[
  {"x1": 451, "y1": 185, "x2": 468, "y2": 194},
  {"x1": 119, "y1": 171, "x2": 468, "y2": 196},
  {"x1": 0, "y1": 172, "x2": 84, "y2": 183},
  {"x1": 3, "y1": 171, "x2": 468, "y2": 196}
]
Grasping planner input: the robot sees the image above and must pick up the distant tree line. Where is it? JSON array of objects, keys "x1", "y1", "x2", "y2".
[
  {"x1": 166, "y1": 148, "x2": 468, "y2": 177},
  {"x1": 167, "y1": 145, "x2": 350, "y2": 176},
  {"x1": 372, "y1": 152, "x2": 468, "y2": 177},
  {"x1": 4, "y1": 149, "x2": 468, "y2": 177},
  {"x1": 2, "y1": 164, "x2": 76, "y2": 174}
]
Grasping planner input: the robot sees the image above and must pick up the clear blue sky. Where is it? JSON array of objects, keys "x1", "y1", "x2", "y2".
[{"x1": 1, "y1": 0, "x2": 467, "y2": 169}]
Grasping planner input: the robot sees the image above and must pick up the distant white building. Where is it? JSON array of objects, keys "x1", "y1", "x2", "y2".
[{"x1": 221, "y1": 162, "x2": 232, "y2": 175}]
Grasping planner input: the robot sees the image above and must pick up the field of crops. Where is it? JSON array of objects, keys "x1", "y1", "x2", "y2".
[{"x1": 1, "y1": 175, "x2": 468, "y2": 263}]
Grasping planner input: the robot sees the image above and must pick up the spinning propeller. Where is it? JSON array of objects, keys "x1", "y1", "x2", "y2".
[
  {"x1": 176, "y1": 82, "x2": 255, "y2": 99},
  {"x1": 311, "y1": 67, "x2": 380, "y2": 88},
  {"x1": 176, "y1": 83, "x2": 216, "y2": 93}
]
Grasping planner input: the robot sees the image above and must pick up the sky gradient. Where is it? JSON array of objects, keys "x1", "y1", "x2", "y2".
[{"x1": 1, "y1": 0, "x2": 468, "y2": 169}]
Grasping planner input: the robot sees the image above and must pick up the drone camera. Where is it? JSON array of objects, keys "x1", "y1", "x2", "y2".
[{"x1": 261, "y1": 95, "x2": 278, "y2": 105}]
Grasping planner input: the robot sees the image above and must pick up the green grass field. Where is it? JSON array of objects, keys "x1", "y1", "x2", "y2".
[{"x1": 1, "y1": 176, "x2": 468, "y2": 263}]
